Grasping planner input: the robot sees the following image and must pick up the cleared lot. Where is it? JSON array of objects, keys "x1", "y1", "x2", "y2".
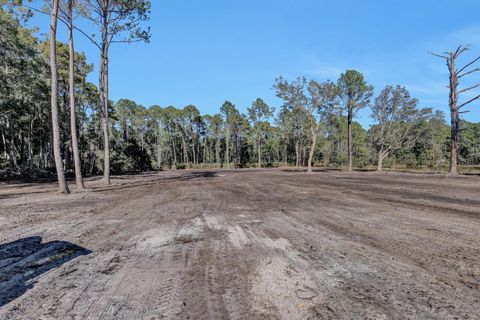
[{"x1": 0, "y1": 169, "x2": 479, "y2": 319}]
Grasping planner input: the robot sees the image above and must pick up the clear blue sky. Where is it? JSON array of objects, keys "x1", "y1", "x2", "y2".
[{"x1": 31, "y1": 0, "x2": 480, "y2": 127}]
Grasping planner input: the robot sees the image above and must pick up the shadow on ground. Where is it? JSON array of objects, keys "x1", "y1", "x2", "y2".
[{"x1": 0, "y1": 236, "x2": 90, "y2": 307}]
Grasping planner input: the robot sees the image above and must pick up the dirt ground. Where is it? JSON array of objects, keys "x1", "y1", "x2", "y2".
[{"x1": 0, "y1": 169, "x2": 479, "y2": 320}]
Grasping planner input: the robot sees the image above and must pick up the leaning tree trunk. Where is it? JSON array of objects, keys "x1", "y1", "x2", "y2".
[
  {"x1": 347, "y1": 102, "x2": 353, "y2": 172},
  {"x1": 68, "y1": 0, "x2": 85, "y2": 190},
  {"x1": 49, "y1": 0, "x2": 69, "y2": 194},
  {"x1": 448, "y1": 53, "x2": 459, "y2": 176}
]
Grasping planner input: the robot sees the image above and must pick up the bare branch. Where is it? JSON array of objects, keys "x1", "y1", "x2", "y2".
[
  {"x1": 454, "y1": 45, "x2": 469, "y2": 58},
  {"x1": 458, "y1": 83, "x2": 480, "y2": 94},
  {"x1": 16, "y1": 3, "x2": 102, "y2": 50},
  {"x1": 454, "y1": 46, "x2": 463, "y2": 57},
  {"x1": 458, "y1": 94, "x2": 480, "y2": 109},
  {"x1": 459, "y1": 67, "x2": 480, "y2": 79},
  {"x1": 457, "y1": 55, "x2": 480, "y2": 75},
  {"x1": 110, "y1": 38, "x2": 145, "y2": 44},
  {"x1": 429, "y1": 51, "x2": 448, "y2": 59}
]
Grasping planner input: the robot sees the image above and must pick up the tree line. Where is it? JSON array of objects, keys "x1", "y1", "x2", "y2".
[{"x1": 1, "y1": 3, "x2": 479, "y2": 193}]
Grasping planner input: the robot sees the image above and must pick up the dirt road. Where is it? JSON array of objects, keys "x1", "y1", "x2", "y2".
[{"x1": 0, "y1": 169, "x2": 479, "y2": 319}]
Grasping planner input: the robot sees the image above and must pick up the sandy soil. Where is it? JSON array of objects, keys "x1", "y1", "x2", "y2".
[{"x1": 0, "y1": 169, "x2": 479, "y2": 320}]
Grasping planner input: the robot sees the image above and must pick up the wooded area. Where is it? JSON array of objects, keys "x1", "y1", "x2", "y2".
[{"x1": 1, "y1": 2, "x2": 480, "y2": 193}]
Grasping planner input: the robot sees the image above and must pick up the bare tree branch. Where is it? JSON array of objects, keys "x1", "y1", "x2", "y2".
[
  {"x1": 458, "y1": 67, "x2": 480, "y2": 79},
  {"x1": 429, "y1": 51, "x2": 449, "y2": 59},
  {"x1": 454, "y1": 46, "x2": 462, "y2": 57},
  {"x1": 110, "y1": 38, "x2": 145, "y2": 44},
  {"x1": 454, "y1": 45, "x2": 469, "y2": 58},
  {"x1": 458, "y1": 83, "x2": 480, "y2": 94},
  {"x1": 459, "y1": 94, "x2": 480, "y2": 109},
  {"x1": 457, "y1": 55, "x2": 480, "y2": 75},
  {"x1": 16, "y1": 3, "x2": 102, "y2": 50}
]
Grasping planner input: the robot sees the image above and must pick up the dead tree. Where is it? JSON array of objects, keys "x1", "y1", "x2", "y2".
[{"x1": 431, "y1": 45, "x2": 480, "y2": 175}]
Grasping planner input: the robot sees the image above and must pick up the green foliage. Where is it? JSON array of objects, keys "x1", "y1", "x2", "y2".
[
  {"x1": 248, "y1": 98, "x2": 274, "y2": 166},
  {"x1": 1, "y1": 9, "x2": 479, "y2": 176},
  {"x1": 352, "y1": 122, "x2": 369, "y2": 167},
  {"x1": 337, "y1": 70, "x2": 374, "y2": 115},
  {"x1": 110, "y1": 138, "x2": 151, "y2": 173},
  {"x1": 459, "y1": 121, "x2": 480, "y2": 165},
  {"x1": 0, "y1": 9, "x2": 49, "y2": 171},
  {"x1": 81, "y1": 0, "x2": 151, "y2": 46},
  {"x1": 369, "y1": 85, "x2": 430, "y2": 169}
]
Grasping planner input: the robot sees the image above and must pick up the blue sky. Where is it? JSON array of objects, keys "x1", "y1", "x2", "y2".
[{"x1": 31, "y1": 0, "x2": 480, "y2": 127}]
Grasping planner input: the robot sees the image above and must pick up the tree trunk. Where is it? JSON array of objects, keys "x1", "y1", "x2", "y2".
[
  {"x1": 68, "y1": 0, "x2": 85, "y2": 190},
  {"x1": 99, "y1": 9, "x2": 110, "y2": 185},
  {"x1": 303, "y1": 146, "x2": 307, "y2": 166},
  {"x1": 157, "y1": 125, "x2": 162, "y2": 169},
  {"x1": 235, "y1": 132, "x2": 241, "y2": 167},
  {"x1": 449, "y1": 111, "x2": 459, "y2": 176},
  {"x1": 225, "y1": 127, "x2": 230, "y2": 169},
  {"x1": 157, "y1": 144, "x2": 162, "y2": 169},
  {"x1": 275, "y1": 140, "x2": 280, "y2": 165},
  {"x1": 307, "y1": 128, "x2": 317, "y2": 174},
  {"x1": 49, "y1": 0, "x2": 69, "y2": 194},
  {"x1": 295, "y1": 140, "x2": 300, "y2": 167},
  {"x1": 2, "y1": 131, "x2": 7, "y2": 160},
  {"x1": 377, "y1": 150, "x2": 388, "y2": 171},
  {"x1": 448, "y1": 53, "x2": 459, "y2": 176},
  {"x1": 215, "y1": 137, "x2": 220, "y2": 165},
  {"x1": 192, "y1": 140, "x2": 196, "y2": 165},
  {"x1": 181, "y1": 134, "x2": 188, "y2": 164},
  {"x1": 6, "y1": 120, "x2": 19, "y2": 170},
  {"x1": 197, "y1": 135, "x2": 201, "y2": 164},
  {"x1": 99, "y1": 65, "x2": 110, "y2": 183},
  {"x1": 27, "y1": 120, "x2": 33, "y2": 169},
  {"x1": 39, "y1": 137, "x2": 45, "y2": 170},
  {"x1": 104, "y1": 53, "x2": 110, "y2": 183},
  {"x1": 171, "y1": 136, "x2": 177, "y2": 168},
  {"x1": 89, "y1": 144, "x2": 96, "y2": 175},
  {"x1": 347, "y1": 102, "x2": 353, "y2": 172},
  {"x1": 257, "y1": 139, "x2": 261, "y2": 168}
]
